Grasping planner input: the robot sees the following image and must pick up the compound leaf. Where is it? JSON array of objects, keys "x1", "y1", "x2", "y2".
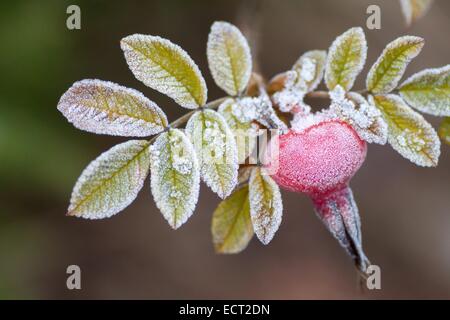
[
  {"x1": 366, "y1": 36, "x2": 424, "y2": 94},
  {"x1": 207, "y1": 21, "x2": 252, "y2": 96},
  {"x1": 399, "y1": 65, "x2": 450, "y2": 116},
  {"x1": 325, "y1": 27, "x2": 367, "y2": 91},
  {"x1": 212, "y1": 185, "x2": 253, "y2": 254},
  {"x1": 57, "y1": 80, "x2": 168, "y2": 136},
  {"x1": 68, "y1": 140, "x2": 151, "y2": 219},
  {"x1": 186, "y1": 109, "x2": 238, "y2": 199},
  {"x1": 371, "y1": 94, "x2": 440, "y2": 167},
  {"x1": 121, "y1": 35, "x2": 207, "y2": 109},
  {"x1": 150, "y1": 129, "x2": 200, "y2": 229}
]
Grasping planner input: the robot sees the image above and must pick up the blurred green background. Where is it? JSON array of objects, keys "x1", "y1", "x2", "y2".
[{"x1": 0, "y1": 0, "x2": 449, "y2": 299}]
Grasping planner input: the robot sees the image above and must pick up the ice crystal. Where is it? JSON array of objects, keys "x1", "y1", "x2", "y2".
[
  {"x1": 150, "y1": 129, "x2": 200, "y2": 229},
  {"x1": 57, "y1": 79, "x2": 168, "y2": 137}
]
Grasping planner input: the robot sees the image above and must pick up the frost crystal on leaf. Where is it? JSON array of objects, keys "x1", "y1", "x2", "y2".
[
  {"x1": 186, "y1": 109, "x2": 238, "y2": 199},
  {"x1": 207, "y1": 21, "x2": 252, "y2": 96},
  {"x1": 400, "y1": 0, "x2": 434, "y2": 26},
  {"x1": 121, "y1": 34, "x2": 207, "y2": 109},
  {"x1": 293, "y1": 50, "x2": 327, "y2": 92},
  {"x1": 218, "y1": 99, "x2": 258, "y2": 164},
  {"x1": 150, "y1": 129, "x2": 200, "y2": 229},
  {"x1": 249, "y1": 167, "x2": 283, "y2": 245},
  {"x1": 57, "y1": 79, "x2": 168, "y2": 137},
  {"x1": 211, "y1": 185, "x2": 253, "y2": 254},
  {"x1": 399, "y1": 65, "x2": 450, "y2": 116},
  {"x1": 68, "y1": 140, "x2": 151, "y2": 219},
  {"x1": 326, "y1": 86, "x2": 388, "y2": 144},
  {"x1": 325, "y1": 27, "x2": 367, "y2": 91},
  {"x1": 366, "y1": 36, "x2": 424, "y2": 94},
  {"x1": 371, "y1": 94, "x2": 440, "y2": 167}
]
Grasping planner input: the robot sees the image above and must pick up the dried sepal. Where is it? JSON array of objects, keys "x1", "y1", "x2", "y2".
[
  {"x1": 150, "y1": 129, "x2": 200, "y2": 229},
  {"x1": 293, "y1": 50, "x2": 327, "y2": 92},
  {"x1": 399, "y1": 65, "x2": 450, "y2": 116},
  {"x1": 438, "y1": 117, "x2": 450, "y2": 146},
  {"x1": 121, "y1": 34, "x2": 207, "y2": 109},
  {"x1": 366, "y1": 36, "x2": 424, "y2": 94},
  {"x1": 218, "y1": 98, "x2": 258, "y2": 164},
  {"x1": 325, "y1": 27, "x2": 367, "y2": 91},
  {"x1": 312, "y1": 186, "x2": 369, "y2": 273},
  {"x1": 211, "y1": 185, "x2": 253, "y2": 254},
  {"x1": 68, "y1": 140, "x2": 151, "y2": 219},
  {"x1": 57, "y1": 80, "x2": 168, "y2": 136},
  {"x1": 207, "y1": 21, "x2": 252, "y2": 96},
  {"x1": 400, "y1": 0, "x2": 434, "y2": 26},
  {"x1": 185, "y1": 109, "x2": 238, "y2": 199},
  {"x1": 371, "y1": 94, "x2": 440, "y2": 167},
  {"x1": 249, "y1": 167, "x2": 283, "y2": 245}
]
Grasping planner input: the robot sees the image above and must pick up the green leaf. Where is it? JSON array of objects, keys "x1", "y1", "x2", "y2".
[
  {"x1": 293, "y1": 50, "x2": 327, "y2": 92},
  {"x1": 249, "y1": 167, "x2": 283, "y2": 245},
  {"x1": 438, "y1": 117, "x2": 450, "y2": 146},
  {"x1": 68, "y1": 140, "x2": 151, "y2": 219},
  {"x1": 207, "y1": 21, "x2": 252, "y2": 96},
  {"x1": 218, "y1": 98, "x2": 257, "y2": 164},
  {"x1": 186, "y1": 109, "x2": 238, "y2": 199},
  {"x1": 211, "y1": 185, "x2": 253, "y2": 254},
  {"x1": 121, "y1": 35, "x2": 207, "y2": 109},
  {"x1": 370, "y1": 94, "x2": 440, "y2": 166},
  {"x1": 57, "y1": 79, "x2": 168, "y2": 136},
  {"x1": 325, "y1": 27, "x2": 367, "y2": 91},
  {"x1": 150, "y1": 129, "x2": 200, "y2": 229},
  {"x1": 366, "y1": 36, "x2": 424, "y2": 94},
  {"x1": 400, "y1": 0, "x2": 434, "y2": 26},
  {"x1": 399, "y1": 65, "x2": 450, "y2": 116}
]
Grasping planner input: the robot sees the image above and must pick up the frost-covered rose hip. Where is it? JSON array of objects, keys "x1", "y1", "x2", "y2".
[
  {"x1": 270, "y1": 120, "x2": 367, "y2": 196},
  {"x1": 266, "y1": 119, "x2": 369, "y2": 271}
]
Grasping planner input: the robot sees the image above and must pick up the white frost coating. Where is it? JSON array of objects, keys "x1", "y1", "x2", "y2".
[
  {"x1": 326, "y1": 86, "x2": 388, "y2": 144},
  {"x1": 207, "y1": 21, "x2": 252, "y2": 96},
  {"x1": 68, "y1": 140, "x2": 151, "y2": 219},
  {"x1": 293, "y1": 50, "x2": 327, "y2": 92},
  {"x1": 300, "y1": 57, "x2": 316, "y2": 82},
  {"x1": 150, "y1": 129, "x2": 200, "y2": 229},
  {"x1": 370, "y1": 94, "x2": 440, "y2": 167},
  {"x1": 399, "y1": 65, "x2": 450, "y2": 116},
  {"x1": 366, "y1": 36, "x2": 424, "y2": 94},
  {"x1": 325, "y1": 27, "x2": 367, "y2": 91},
  {"x1": 57, "y1": 79, "x2": 168, "y2": 137},
  {"x1": 249, "y1": 168, "x2": 283, "y2": 245},
  {"x1": 186, "y1": 109, "x2": 238, "y2": 198},
  {"x1": 239, "y1": 93, "x2": 288, "y2": 132},
  {"x1": 121, "y1": 34, "x2": 207, "y2": 109}
]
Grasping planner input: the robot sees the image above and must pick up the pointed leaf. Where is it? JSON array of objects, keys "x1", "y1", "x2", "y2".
[
  {"x1": 366, "y1": 36, "x2": 424, "y2": 94},
  {"x1": 207, "y1": 21, "x2": 252, "y2": 96},
  {"x1": 293, "y1": 50, "x2": 327, "y2": 92},
  {"x1": 68, "y1": 140, "x2": 151, "y2": 219},
  {"x1": 212, "y1": 185, "x2": 253, "y2": 254},
  {"x1": 249, "y1": 167, "x2": 283, "y2": 245},
  {"x1": 325, "y1": 27, "x2": 367, "y2": 91},
  {"x1": 121, "y1": 35, "x2": 207, "y2": 109},
  {"x1": 399, "y1": 65, "x2": 450, "y2": 116},
  {"x1": 150, "y1": 129, "x2": 200, "y2": 229},
  {"x1": 438, "y1": 117, "x2": 450, "y2": 146},
  {"x1": 218, "y1": 98, "x2": 258, "y2": 163},
  {"x1": 186, "y1": 109, "x2": 238, "y2": 198},
  {"x1": 400, "y1": 0, "x2": 434, "y2": 26},
  {"x1": 371, "y1": 94, "x2": 440, "y2": 166},
  {"x1": 57, "y1": 80, "x2": 168, "y2": 136}
]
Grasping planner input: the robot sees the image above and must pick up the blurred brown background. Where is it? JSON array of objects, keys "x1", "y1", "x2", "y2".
[{"x1": 0, "y1": 0, "x2": 449, "y2": 299}]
